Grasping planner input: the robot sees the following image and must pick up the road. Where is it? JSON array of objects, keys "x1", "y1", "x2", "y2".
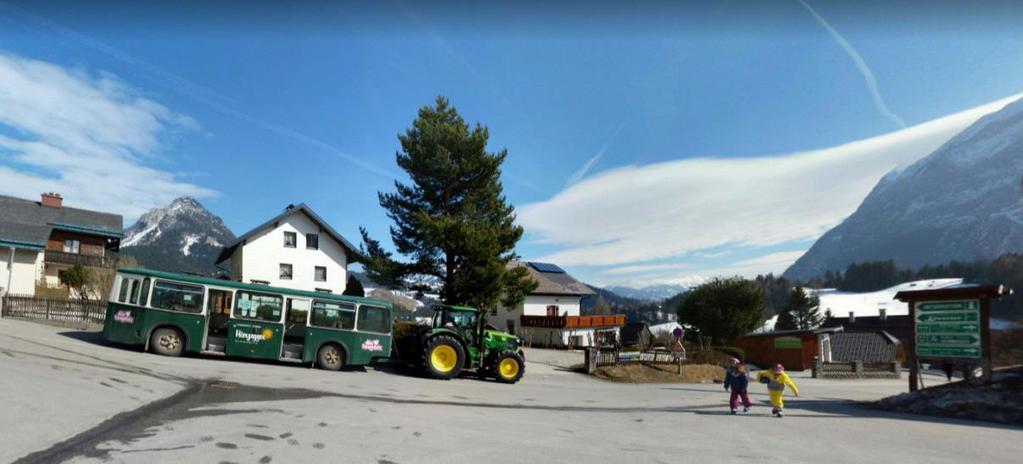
[{"x1": 1, "y1": 318, "x2": 1020, "y2": 464}]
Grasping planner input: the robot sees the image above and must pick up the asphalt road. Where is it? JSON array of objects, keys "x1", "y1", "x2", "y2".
[{"x1": 1, "y1": 318, "x2": 1020, "y2": 464}]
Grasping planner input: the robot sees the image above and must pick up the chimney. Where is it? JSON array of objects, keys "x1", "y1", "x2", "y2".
[{"x1": 41, "y1": 192, "x2": 63, "y2": 208}]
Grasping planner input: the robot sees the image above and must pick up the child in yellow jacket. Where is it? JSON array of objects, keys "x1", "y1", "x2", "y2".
[{"x1": 758, "y1": 363, "x2": 799, "y2": 417}]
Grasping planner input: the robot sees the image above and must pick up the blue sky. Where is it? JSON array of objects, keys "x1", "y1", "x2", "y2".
[{"x1": 2, "y1": 0, "x2": 1023, "y2": 287}]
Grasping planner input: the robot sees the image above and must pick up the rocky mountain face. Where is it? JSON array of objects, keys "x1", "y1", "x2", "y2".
[
  {"x1": 120, "y1": 197, "x2": 235, "y2": 275},
  {"x1": 785, "y1": 98, "x2": 1023, "y2": 280}
]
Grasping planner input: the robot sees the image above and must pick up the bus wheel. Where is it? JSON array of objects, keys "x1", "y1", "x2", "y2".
[
  {"x1": 150, "y1": 327, "x2": 185, "y2": 357},
  {"x1": 317, "y1": 344, "x2": 344, "y2": 371}
]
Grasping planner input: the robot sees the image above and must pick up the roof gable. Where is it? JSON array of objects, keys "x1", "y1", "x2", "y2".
[{"x1": 215, "y1": 203, "x2": 363, "y2": 263}]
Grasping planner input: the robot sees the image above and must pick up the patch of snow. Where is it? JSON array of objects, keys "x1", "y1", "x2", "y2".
[
  {"x1": 122, "y1": 223, "x2": 160, "y2": 247},
  {"x1": 181, "y1": 234, "x2": 200, "y2": 256}
]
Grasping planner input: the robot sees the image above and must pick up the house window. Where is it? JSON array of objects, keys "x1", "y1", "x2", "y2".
[
  {"x1": 315, "y1": 288, "x2": 332, "y2": 293},
  {"x1": 546, "y1": 305, "x2": 559, "y2": 317},
  {"x1": 279, "y1": 263, "x2": 293, "y2": 280},
  {"x1": 63, "y1": 239, "x2": 80, "y2": 254},
  {"x1": 283, "y1": 231, "x2": 297, "y2": 248},
  {"x1": 314, "y1": 266, "x2": 327, "y2": 282},
  {"x1": 250, "y1": 280, "x2": 269, "y2": 286},
  {"x1": 306, "y1": 233, "x2": 319, "y2": 250}
]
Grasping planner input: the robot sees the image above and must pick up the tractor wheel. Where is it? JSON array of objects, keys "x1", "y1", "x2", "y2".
[
  {"x1": 150, "y1": 327, "x2": 185, "y2": 357},
  {"x1": 423, "y1": 335, "x2": 464, "y2": 380},
  {"x1": 492, "y1": 351, "x2": 525, "y2": 384},
  {"x1": 317, "y1": 344, "x2": 345, "y2": 371}
]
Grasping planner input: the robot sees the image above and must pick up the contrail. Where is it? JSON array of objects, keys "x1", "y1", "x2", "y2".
[
  {"x1": 798, "y1": 0, "x2": 906, "y2": 128},
  {"x1": 566, "y1": 123, "x2": 624, "y2": 187}
]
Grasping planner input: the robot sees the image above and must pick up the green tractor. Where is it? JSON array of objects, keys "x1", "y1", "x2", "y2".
[{"x1": 393, "y1": 305, "x2": 525, "y2": 383}]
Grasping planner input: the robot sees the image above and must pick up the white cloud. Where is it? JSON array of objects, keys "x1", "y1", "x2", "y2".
[
  {"x1": 519, "y1": 94, "x2": 1023, "y2": 275},
  {"x1": 0, "y1": 52, "x2": 214, "y2": 221},
  {"x1": 798, "y1": 0, "x2": 905, "y2": 128}
]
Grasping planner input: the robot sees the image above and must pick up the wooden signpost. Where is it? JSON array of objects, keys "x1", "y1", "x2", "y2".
[{"x1": 895, "y1": 284, "x2": 1011, "y2": 392}]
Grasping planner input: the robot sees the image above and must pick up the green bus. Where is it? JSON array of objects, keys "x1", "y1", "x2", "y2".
[{"x1": 103, "y1": 268, "x2": 393, "y2": 370}]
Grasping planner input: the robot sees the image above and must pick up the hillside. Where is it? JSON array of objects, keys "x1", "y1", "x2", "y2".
[
  {"x1": 785, "y1": 97, "x2": 1023, "y2": 280},
  {"x1": 120, "y1": 197, "x2": 235, "y2": 275}
]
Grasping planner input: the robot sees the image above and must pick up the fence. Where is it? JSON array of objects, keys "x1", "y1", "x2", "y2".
[
  {"x1": 0, "y1": 294, "x2": 106, "y2": 326},
  {"x1": 585, "y1": 347, "x2": 686, "y2": 373}
]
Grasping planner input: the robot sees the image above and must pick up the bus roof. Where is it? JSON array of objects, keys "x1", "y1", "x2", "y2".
[
  {"x1": 117, "y1": 268, "x2": 393, "y2": 309},
  {"x1": 437, "y1": 304, "x2": 479, "y2": 312}
]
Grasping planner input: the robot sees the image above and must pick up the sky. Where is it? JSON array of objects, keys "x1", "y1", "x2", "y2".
[{"x1": 1, "y1": 0, "x2": 1023, "y2": 288}]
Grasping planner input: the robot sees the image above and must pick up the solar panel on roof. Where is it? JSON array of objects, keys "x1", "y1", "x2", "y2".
[{"x1": 529, "y1": 262, "x2": 565, "y2": 273}]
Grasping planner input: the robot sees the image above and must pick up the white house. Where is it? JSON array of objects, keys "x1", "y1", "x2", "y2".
[
  {"x1": 215, "y1": 204, "x2": 362, "y2": 294},
  {"x1": 493, "y1": 261, "x2": 622, "y2": 348}
]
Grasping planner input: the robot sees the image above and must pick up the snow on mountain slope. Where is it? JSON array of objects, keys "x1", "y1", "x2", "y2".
[
  {"x1": 121, "y1": 197, "x2": 235, "y2": 275},
  {"x1": 785, "y1": 97, "x2": 1023, "y2": 280}
]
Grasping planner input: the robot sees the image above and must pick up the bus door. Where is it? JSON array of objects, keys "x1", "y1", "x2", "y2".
[
  {"x1": 282, "y1": 298, "x2": 310, "y2": 361},
  {"x1": 204, "y1": 288, "x2": 233, "y2": 352},
  {"x1": 226, "y1": 290, "x2": 285, "y2": 360}
]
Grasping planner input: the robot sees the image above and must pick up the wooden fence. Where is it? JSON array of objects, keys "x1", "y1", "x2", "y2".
[
  {"x1": 586, "y1": 347, "x2": 686, "y2": 373},
  {"x1": 0, "y1": 294, "x2": 106, "y2": 325}
]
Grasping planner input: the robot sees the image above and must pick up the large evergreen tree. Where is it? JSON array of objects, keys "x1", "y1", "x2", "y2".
[
  {"x1": 786, "y1": 285, "x2": 823, "y2": 330},
  {"x1": 677, "y1": 277, "x2": 764, "y2": 344},
  {"x1": 362, "y1": 96, "x2": 535, "y2": 309}
]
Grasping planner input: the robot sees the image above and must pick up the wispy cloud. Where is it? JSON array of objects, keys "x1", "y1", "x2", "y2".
[
  {"x1": 566, "y1": 124, "x2": 624, "y2": 187},
  {"x1": 0, "y1": 53, "x2": 215, "y2": 220},
  {"x1": 0, "y1": 2, "x2": 400, "y2": 180},
  {"x1": 798, "y1": 0, "x2": 905, "y2": 128},
  {"x1": 519, "y1": 94, "x2": 1022, "y2": 277}
]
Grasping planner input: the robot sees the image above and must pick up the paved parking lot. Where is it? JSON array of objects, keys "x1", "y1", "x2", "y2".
[{"x1": 2, "y1": 318, "x2": 1020, "y2": 463}]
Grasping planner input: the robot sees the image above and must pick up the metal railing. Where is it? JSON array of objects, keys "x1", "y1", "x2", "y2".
[
  {"x1": 43, "y1": 250, "x2": 117, "y2": 268},
  {"x1": 0, "y1": 294, "x2": 106, "y2": 325}
]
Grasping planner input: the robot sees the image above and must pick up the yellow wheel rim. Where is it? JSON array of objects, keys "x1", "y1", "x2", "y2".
[
  {"x1": 430, "y1": 345, "x2": 458, "y2": 373},
  {"x1": 499, "y1": 358, "x2": 520, "y2": 379}
]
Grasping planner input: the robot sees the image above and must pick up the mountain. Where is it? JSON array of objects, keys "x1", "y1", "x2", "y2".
[
  {"x1": 785, "y1": 98, "x2": 1023, "y2": 280},
  {"x1": 604, "y1": 284, "x2": 690, "y2": 301},
  {"x1": 121, "y1": 197, "x2": 236, "y2": 275}
]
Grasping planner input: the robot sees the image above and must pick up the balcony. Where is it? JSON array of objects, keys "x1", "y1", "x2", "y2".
[
  {"x1": 44, "y1": 250, "x2": 117, "y2": 268},
  {"x1": 520, "y1": 314, "x2": 626, "y2": 329}
]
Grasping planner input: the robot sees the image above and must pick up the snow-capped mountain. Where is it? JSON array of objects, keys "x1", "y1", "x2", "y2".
[
  {"x1": 785, "y1": 97, "x2": 1023, "y2": 280},
  {"x1": 604, "y1": 283, "x2": 690, "y2": 301},
  {"x1": 121, "y1": 197, "x2": 235, "y2": 275}
]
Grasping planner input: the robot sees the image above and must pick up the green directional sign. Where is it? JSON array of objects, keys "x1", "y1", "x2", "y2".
[
  {"x1": 917, "y1": 300, "x2": 980, "y2": 312},
  {"x1": 914, "y1": 299, "x2": 983, "y2": 359},
  {"x1": 916, "y1": 322, "x2": 980, "y2": 334},
  {"x1": 917, "y1": 334, "x2": 979, "y2": 345},
  {"x1": 917, "y1": 346, "x2": 981, "y2": 358},
  {"x1": 916, "y1": 312, "x2": 979, "y2": 323}
]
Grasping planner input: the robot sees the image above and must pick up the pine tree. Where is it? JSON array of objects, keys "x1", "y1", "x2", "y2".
[
  {"x1": 362, "y1": 96, "x2": 536, "y2": 309},
  {"x1": 343, "y1": 274, "x2": 365, "y2": 297},
  {"x1": 774, "y1": 309, "x2": 798, "y2": 331},
  {"x1": 787, "y1": 285, "x2": 824, "y2": 330}
]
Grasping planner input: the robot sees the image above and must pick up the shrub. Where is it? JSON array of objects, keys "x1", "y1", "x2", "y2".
[{"x1": 714, "y1": 346, "x2": 745, "y2": 362}]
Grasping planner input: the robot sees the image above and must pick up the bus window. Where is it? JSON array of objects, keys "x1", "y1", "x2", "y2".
[
  {"x1": 151, "y1": 281, "x2": 205, "y2": 313},
  {"x1": 310, "y1": 301, "x2": 355, "y2": 330},
  {"x1": 128, "y1": 279, "x2": 141, "y2": 305},
  {"x1": 357, "y1": 305, "x2": 390, "y2": 333},
  {"x1": 118, "y1": 277, "x2": 131, "y2": 303},
  {"x1": 138, "y1": 278, "x2": 150, "y2": 306},
  {"x1": 235, "y1": 291, "x2": 283, "y2": 322}
]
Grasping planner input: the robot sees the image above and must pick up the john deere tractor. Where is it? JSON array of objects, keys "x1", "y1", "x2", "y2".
[{"x1": 394, "y1": 305, "x2": 525, "y2": 383}]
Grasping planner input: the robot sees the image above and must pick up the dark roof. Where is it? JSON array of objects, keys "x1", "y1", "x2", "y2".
[
  {"x1": 509, "y1": 260, "x2": 595, "y2": 296},
  {"x1": 621, "y1": 322, "x2": 653, "y2": 345},
  {"x1": 215, "y1": 203, "x2": 363, "y2": 264},
  {"x1": 829, "y1": 331, "x2": 900, "y2": 363},
  {"x1": 0, "y1": 195, "x2": 122, "y2": 249},
  {"x1": 894, "y1": 284, "x2": 1012, "y2": 302}
]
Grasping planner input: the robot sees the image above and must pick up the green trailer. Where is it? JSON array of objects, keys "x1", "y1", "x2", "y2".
[{"x1": 103, "y1": 268, "x2": 393, "y2": 370}]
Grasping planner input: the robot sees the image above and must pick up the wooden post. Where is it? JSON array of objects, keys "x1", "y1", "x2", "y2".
[
  {"x1": 980, "y1": 297, "x2": 993, "y2": 384},
  {"x1": 908, "y1": 301, "x2": 918, "y2": 392},
  {"x1": 45, "y1": 298, "x2": 51, "y2": 320}
]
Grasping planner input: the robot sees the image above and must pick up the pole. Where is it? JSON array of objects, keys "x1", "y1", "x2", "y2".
[
  {"x1": 981, "y1": 297, "x2": 993, "y2": 384},
  {"x1": 908, "y1": 301, "x2": 919, "y2": 392}
]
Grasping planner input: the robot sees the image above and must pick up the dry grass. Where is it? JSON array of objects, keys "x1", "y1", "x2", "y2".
[{"x1": 592, "y1": 363, "x2": 725, "y2": 384}]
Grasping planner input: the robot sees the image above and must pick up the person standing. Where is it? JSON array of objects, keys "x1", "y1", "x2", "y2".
[
  {"x1": 724, "y1": 364, "x2": 753, "y2": 414},
  {"x1": 758, "y1": 363, "x2": 799, "y2": 417}
]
